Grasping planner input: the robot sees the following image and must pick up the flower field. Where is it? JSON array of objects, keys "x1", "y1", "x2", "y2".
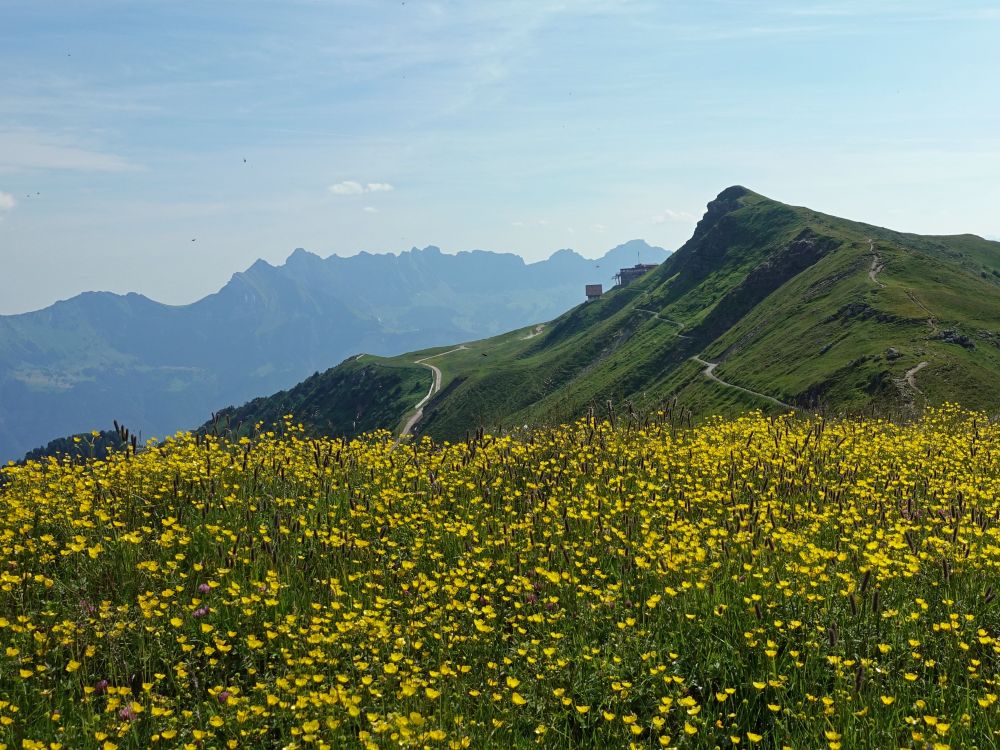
[{"x1": 3, "y1": 407, "x2": 1000, "y2": 749}]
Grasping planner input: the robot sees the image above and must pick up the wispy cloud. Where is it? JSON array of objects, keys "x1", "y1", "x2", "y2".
[
  {"x1": 0, "y1": 129, "x2": 136, "y2": 173},
  {"x1": 0, "y1": 191, "x2": 15, "y2": 211},
  {"x1": 654, "y1": 22, "x2": 828, "y2": 42},
  {"x1": 651, "y1": 208, "x2": 695, "y2": 224},
  {"x1": 363, "y1": 205, "x2": 378, "y2": 213},
  {"x1": 328, "y1": 180, "x2": 395, "y2": 195},
  {"x1": 775, "y1": 1, "x2": 1000, "y2": 21}
]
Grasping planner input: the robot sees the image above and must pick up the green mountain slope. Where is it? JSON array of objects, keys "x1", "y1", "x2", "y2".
[{"x1": 208, "y1": 186, "x2": 1000, "y2": 441}]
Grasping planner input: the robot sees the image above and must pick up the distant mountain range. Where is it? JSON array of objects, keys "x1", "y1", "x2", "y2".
[
  {"x1": 205, "y1": 186, "x2": 1000, "y2": 442},
  {"x1": 0, "y1": 240, "x2": 667, "y2": 461}
]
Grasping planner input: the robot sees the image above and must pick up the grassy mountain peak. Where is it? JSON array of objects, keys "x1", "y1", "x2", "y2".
[{"x1": 207, "y1": 186, "x2": 1000, "y2": 442}]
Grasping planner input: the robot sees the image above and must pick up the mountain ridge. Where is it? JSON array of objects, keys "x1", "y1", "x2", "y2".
[
  {"x1": 202, "y1": 186, "x2": 1000, "y2": 444},
  {"x1": 2, "y1": 240, "x2": 669, "y2": 461}
]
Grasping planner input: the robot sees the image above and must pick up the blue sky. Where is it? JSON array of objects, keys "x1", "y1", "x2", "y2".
[{"x1": 1, "y1": 0, "x2": 999, "y2": 313}]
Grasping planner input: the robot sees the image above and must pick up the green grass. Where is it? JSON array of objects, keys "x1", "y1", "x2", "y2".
[
  {"x1": 198, "y1": 186, "x2": 1000, "y2": 444},
  {"x1": 5, "y1": 408, "x2": 1000, "y2": 747},
  {"x1": 205, "y1": 357, "x2": 431, "y2": 441}
]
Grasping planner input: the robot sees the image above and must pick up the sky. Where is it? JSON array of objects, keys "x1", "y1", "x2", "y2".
[{"x1": 1, "y1": 0, "x2": 999, "y2": 314}]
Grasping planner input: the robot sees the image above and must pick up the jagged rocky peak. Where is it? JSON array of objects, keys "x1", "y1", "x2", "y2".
[
  {"x1": 285, "y1": 247, "x2": 322, "y2": 265},
  {"x1": 688, "y1": 185, "x2": 757, "y2": 241},
  {"x1": 705, "y1": 185, "x2": 754, "y2": 219},
  {"x1": 245, "y1": 257, "x2": 275, "y2": 273}
]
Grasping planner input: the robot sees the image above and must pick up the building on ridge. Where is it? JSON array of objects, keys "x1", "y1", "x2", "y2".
[
  {"x1": 585, "y1": 284, "x2": 603, "y2": 301},
  {"x1": 615, "y1": 263, "x2": 659, "y2": 287}
]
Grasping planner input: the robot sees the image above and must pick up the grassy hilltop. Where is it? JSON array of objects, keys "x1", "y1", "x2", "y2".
[{"x1": 208, "y1": 186, "x2": 1000, "y2": 444}]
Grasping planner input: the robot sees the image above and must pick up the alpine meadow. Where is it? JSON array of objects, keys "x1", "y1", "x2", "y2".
[
  {"x1": 6, "y1": 185, "x2": 1000, "y2": 750},
  {"x1": 5, "y1": 2, "x2": 1000, "y2": 749},
  {"x1": 4, "y1": 409, "x2": 1000, "y2": 748}
]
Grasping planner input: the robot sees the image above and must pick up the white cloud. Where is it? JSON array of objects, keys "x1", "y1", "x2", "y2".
[
  {"x1": 328, "y1": 181, "x2": 394, "y2": 195},
  {"x1": 651, "y1": 208, "x2": 696, "y2": 225},
  {"x1": 329, "y1": 180, "x2": 365, "y2": 195},
  {"x1": 592, "y1": 223, "x2": 606, "y2": 231},
  {"x1": 363, "y1": 206, "x2": 378, "y2": 213},
  {"x1": 0, "y1": 191, "x2": 14, "y2": 211},
  {"x1": 0, "y1": 129, "x2": 136, "y2": 173}
]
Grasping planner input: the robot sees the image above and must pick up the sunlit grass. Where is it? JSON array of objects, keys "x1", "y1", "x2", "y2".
[{"x1": 2, "y1": 406, "x2": 1000, "y2": 748}]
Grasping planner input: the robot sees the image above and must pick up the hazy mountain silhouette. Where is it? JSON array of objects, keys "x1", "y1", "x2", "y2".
[{"x1": 0, "y1": 240, "x2": 668, "y2": 460}]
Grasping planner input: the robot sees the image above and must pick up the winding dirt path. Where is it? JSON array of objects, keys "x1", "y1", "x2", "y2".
[
  {"x1": 904, "y1": 290, "x2": 939, "y2": 334},
  {"x1": 904, "y1": 360, "x2": 929, "y2": 395},
  {"x1": 691, "y1": 356, "x2": 796, "y2": 410},
  {"x1": 636, "y1": 304, "x2": 790, "y2": 407},
  {"x1": 521, "y1": 324, "x2": 545, "y2": 340},
  {"x1": 400, "y1": 346, "x2": 467, "y2": 436},
  {"x1": 868, "y1": 239, "x2": 886, "y2": 288},
  {"x1": 863, "y1": 238, "x2": 936, "y2": 396},
  {"x1": 635, "y1": 308, "x2": 692, "y2": 339}
]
